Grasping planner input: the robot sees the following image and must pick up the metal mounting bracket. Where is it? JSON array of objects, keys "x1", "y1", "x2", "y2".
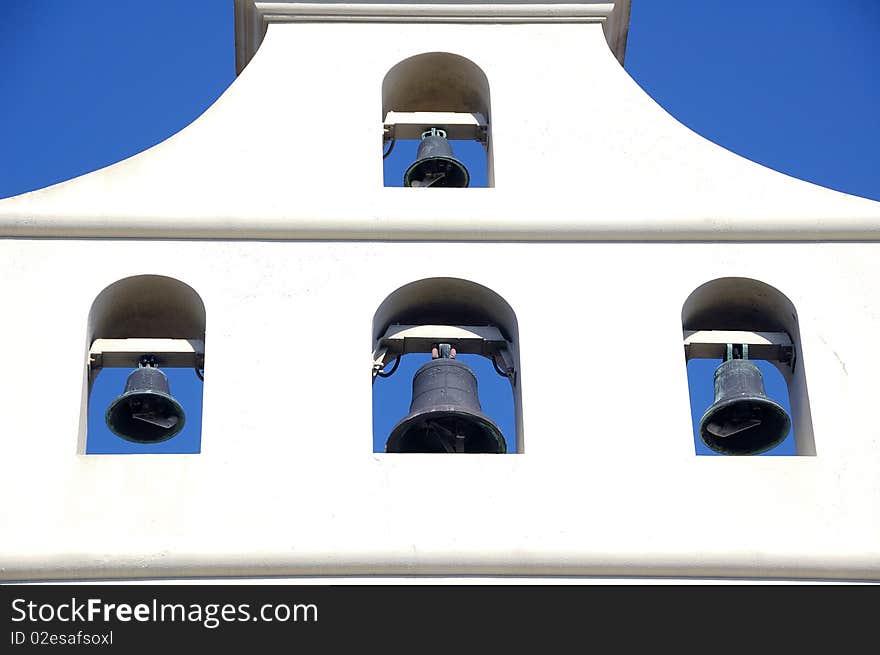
[
  {"x1": 683, "y1": 330, "x2": 796, "y2": 371},
  {"x1": 372, "y1": 324, "x2": 515, "y2": 382},
  {"x1": 88, "y1": 338, "x2": 205, "y2": 379},
  {"x1": 383, "y1": 112, "x2": 488, "y2": 143}
]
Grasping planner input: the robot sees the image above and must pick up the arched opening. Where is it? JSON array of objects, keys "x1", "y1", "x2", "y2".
[
  {"x1": 682, "y1": 277, "x2": 815, "y2": 456},
  {"x1": 81, "y1": 275, "x2": 206, "y2": 454},
  {"x1": 372, "y1": 278, "x2": 521, "y2": 453},
  {"x1": 381, "y1": 52, "x2": 492, "y2": 187}
]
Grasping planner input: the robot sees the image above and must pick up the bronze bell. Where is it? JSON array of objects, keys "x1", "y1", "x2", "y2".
[
  {"x1": 699, "y1": 358, "x2": 791, "y2": 455},
  {"x1": 105, "y1": 356, "x2": 186, "y2": 443},
  {"x1": 386, "y1": 348, "x2": 505, "y2": 453},
  {"x1": 403, "y1": 128, "x2": 470, "y2": 188}
]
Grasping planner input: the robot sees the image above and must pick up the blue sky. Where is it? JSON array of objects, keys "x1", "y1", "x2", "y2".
[{"x1": 2, "y1": 1, "x2": 878, "y2": 455}]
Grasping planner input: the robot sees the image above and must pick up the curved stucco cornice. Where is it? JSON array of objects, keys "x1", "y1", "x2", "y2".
[{"x1": 0, "y1": 15, "x2": 877, "y2": 241}]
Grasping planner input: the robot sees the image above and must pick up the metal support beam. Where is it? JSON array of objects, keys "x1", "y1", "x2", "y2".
[
  {"x1": 372, "y1": 324, "x2": 515, "y2": 381},
  {"x1": 683, "y1": 330, "x2": 795, "y2": 370},
  {"x1": 89, "y1": 338, "x2": 205, "y2": 371},
  {"x1": 384, "y1": 111, "x2": 488, "y2": 142}
]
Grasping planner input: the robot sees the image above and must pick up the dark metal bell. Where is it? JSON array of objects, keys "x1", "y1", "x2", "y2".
[
  {"x1": 386, "y1": 357, "x2": 505, "y2": 453},
  {"x1": 105, "y1": 363, "x2": 186, "y2": 443},
  {"x1": 698, "y1": 359, "x2": 791, "y2": 455},
  {"x1": 403, "y1": 128, "x2": 470, "y2": 188}
]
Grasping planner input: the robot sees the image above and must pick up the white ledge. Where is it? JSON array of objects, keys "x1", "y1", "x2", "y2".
[
  {"x1": 3, "y1": 210, "x2": 880, "y2": 241},
  {"x1": 259, "y1": 2, "x2": 614, "y2": 19},
  {"x1": 235, "y1": 2, "x2": 627, "y2": 72}
]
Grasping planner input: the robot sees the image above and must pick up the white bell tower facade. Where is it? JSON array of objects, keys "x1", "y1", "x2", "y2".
[{"x1": 2, "y1": 1, "x2": 880, "y2": 581}]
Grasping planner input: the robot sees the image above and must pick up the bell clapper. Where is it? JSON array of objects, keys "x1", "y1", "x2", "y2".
[
  {"x1": 424, "y1": 420, "x2": 456, "y2": 453},
  {"x1": 423, "y1": 419, "x2": 467, "y2": 453},
  {"x1": 419, "y1": 173, "x2": 446, "y2": 188}
]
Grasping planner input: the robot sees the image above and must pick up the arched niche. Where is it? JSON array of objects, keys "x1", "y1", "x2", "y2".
[
  {"x1": 373, "y1": 277, "x2": 516, "y2": 345},
  {"x1": 88, "y1": 275, "x2": 205, "y2": 342},
  {"x1": 372, "y1": 277, "x2": 522, "y2": 453},
  {"x1": 382, "y1": 52, "x2": 491, "y2": 118},
  {"x1": 682, "y1": 277, "x2": 815, "y2": 455},
  {"x1": 79, "y1": 275, "x2": 206, "y2": 454},
  {"x1": 381, "y1": 52, "x2": 493, "y2": 187}
]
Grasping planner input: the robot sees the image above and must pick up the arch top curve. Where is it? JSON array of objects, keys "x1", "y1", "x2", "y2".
[
  {"x1": 381, "y1": 52, "x2": 491, "y2": 119},
  {"x1": 682, "y1": 277, "x2": 799, "y2": 336},
  {"x1": 88, "y1": 274, "x2": 206, "y2": 342},
  {"x1": 372, "y1": 277, "x2": 518, "y2": 346}
]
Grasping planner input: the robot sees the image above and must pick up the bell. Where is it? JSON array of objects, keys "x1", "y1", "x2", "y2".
[
  {"x1": 698, "y1": 358, "x2": 791, "y2": 455},
  {"x1": 105, "y1": 359, "x2": 186, "y2": 443},
  {"x1": 386, "y1": 355, "x2": 505, "y2": 453},
  {"x1": 403, "y1": 128, "x2": 470, "y2": 188}
]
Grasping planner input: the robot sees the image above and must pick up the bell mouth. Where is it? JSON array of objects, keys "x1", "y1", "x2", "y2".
[
  {"x1": 698, "y1": 396, "x2": 791, "y2": 455},
  {"x1": 386, "y1": 407, "x2": 506, "y2": 453},
  {"x1": 105, "y1": 390, "x2": 186, "y2": 443},
  {"x1": 404, "y1": 157, "x2": 470, "y2": 188}
]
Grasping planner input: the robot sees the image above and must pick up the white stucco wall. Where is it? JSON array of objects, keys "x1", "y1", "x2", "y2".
[
  {"x1": 0, "y1": 241, "x2": 878, "y2": 580},
  {"x1": 1, "y1": 9, "x2": 878, "y2": 581}
]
